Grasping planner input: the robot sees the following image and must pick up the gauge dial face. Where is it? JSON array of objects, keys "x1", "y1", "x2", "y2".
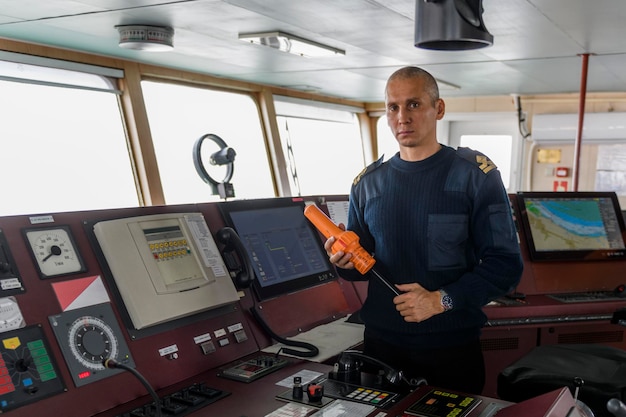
[
  {"x1": 48, "y1": 303, "x2": 135, "y2": 387},
  {"x1": 68, "y1": 315, "x2": 119, "y2": 371},
  {"x1": 24, "y1": 226, "x2": 86, "y2": 278}
]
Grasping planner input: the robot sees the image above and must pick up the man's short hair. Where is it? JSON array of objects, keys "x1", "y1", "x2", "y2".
[{"x1": 386, "y1": 66, "x2": 440, "y2": 106}]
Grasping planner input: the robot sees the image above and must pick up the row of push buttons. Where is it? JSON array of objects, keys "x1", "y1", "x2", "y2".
[
  {"x1": 150, "y1": 240, "x2": 191, "y2": 259},
  {"x1": 345, "y1": 387, "x2": 390, "y2": 404},
  {"x1": 149, "y1": 240, "x2": 187, "y2": 250},
  {"x1": 151, "y1": 249, "x2": 191, "y2": 260}
]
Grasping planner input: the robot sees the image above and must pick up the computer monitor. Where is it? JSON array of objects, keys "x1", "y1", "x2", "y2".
[
  {"x1": 218, "y1": 198, "x2": 336, "y2": 300},
  {"x1": 516, "y1": 191, "x2": 626, "y2": 261}
]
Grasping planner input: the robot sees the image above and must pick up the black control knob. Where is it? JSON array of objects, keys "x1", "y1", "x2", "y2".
[
  {"x1": 15, "y1": 358, "x2": 30, "y2": 372},
  {"x1": 292, "y1": 377, "x2": 303, "y2": 400}
]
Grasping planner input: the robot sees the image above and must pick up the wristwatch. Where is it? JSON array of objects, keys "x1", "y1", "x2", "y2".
[{"x1": 439, "y1": 289, "x2": 453, "y2": 311}]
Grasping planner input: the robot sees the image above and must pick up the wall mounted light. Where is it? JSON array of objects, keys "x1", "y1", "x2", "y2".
[
  {"x1": 116, "y1": 25, "x2": 174, "y2": 52},
  {"x1": 239, "y1": 31, "x2": 345, "y2": 57},
  {"x1": 415, "y1": 0, "x2": 493, "y2": 50}
]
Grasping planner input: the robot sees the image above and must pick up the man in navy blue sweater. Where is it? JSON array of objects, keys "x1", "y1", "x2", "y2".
[{"x1": 325, "y1": 66, "x2": 523, "y2": 394}]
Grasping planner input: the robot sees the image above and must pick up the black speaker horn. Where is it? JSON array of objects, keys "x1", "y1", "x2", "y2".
[{"x1": 415, "y1": 0, "x2": 493, "y2": 50}]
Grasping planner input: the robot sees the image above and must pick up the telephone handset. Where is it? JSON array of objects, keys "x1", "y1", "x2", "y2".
[
  {"x1": 330, "y1": 350, "x2": 425, "y2": 390},
  {"x1": 216, "y1": 226, "x2": 253, "y2": 290},
  {"x1": 215, "y1": 227, "x2": 320, "y2": 358}
]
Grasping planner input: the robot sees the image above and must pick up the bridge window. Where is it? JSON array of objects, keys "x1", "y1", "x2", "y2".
[
  {"x1": 460, "y1": 135, "x2": 513, "y2": 189},
  {"x1": 376, "y1": 118, "x2": 398, "y2": 161},
  {"x1": 274, "y1": 97, "x2": 365, "y2": 196},
  {"x1": 376, "y1": 117, "x2": 514, "y2": 190},
  {"x1": 0, "y1": 56, "x2": 137, "y2": 216},
  {"x1": 141, "y1": 81, "x2": 274, "y2": 203}
]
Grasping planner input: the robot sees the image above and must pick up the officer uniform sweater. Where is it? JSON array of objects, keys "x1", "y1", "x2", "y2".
[{"x1": 342, "y1": 145, "x2": 523, "y2": 349}]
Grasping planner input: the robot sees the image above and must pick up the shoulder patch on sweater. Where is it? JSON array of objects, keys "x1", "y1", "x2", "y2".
[
  {"x1": 353, "y1": 156, "x2": 384, "y2": 185},
  {"x1": 457, "y1": 147, "x2": 497, "y2": 174}
]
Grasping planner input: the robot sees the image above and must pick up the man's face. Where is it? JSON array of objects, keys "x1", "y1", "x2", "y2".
[{"x1": 385, "y1": 76, "x2": 444, "y2": 150}]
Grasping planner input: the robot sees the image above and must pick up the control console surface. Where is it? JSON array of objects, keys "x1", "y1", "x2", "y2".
[{"x1": 218, "y1": 354, "x2": 289, "y2": 383}]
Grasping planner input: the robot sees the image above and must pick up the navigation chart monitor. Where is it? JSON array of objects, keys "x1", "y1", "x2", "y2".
[
  {"x1": 218, "y1": 197, "x2": 336, "y2": 300},
  {"x1": 517, "y1": 192, "x2": 626, "y2": 261}
]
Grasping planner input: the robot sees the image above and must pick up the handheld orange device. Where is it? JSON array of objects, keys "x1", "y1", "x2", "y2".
[
  {"x1": 304, "y1": 204, "x2": 376, "y2": 275},
  {"x1": 304, "y1": 204, "x2": 400, "y2": 296}
]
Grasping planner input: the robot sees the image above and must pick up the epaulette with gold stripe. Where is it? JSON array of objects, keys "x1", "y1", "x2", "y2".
[
  {"x1": 457, "y1": 147, "x2": 497, "y2": 174},
  {"x1": 353, "y1": 156, "x2": 384, "y2": 185}
]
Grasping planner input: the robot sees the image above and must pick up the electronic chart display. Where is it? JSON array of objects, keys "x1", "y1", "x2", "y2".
[{"x1": 517, "y1": 192, "x2": 626, "y2": 261}]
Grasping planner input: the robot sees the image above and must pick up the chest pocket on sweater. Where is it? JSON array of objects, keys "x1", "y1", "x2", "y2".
[{"x1": 428, "y1": 214, "x2": 468, "y2": 270}]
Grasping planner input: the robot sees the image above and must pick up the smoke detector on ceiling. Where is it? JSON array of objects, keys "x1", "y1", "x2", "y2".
[{"x1": 116, "y1": 25, "x2": 174, "y2": 52}]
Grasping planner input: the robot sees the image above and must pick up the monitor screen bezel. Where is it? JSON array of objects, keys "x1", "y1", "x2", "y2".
[
  {"x1": 218, "y1": 197, "x2": 337, "y2": 300},
  {"x1": 516, "y1": 191, "x2": 626, "y2": 262}
]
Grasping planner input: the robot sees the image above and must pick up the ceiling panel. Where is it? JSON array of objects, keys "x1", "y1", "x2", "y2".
[{"x1": 0, "y1": 0, "x2": 625, "y2": 102}]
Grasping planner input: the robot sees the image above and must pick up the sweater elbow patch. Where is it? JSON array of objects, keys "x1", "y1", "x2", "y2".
[{"x1": 489, "y1": 203, "x2": 519, "y2": 252}]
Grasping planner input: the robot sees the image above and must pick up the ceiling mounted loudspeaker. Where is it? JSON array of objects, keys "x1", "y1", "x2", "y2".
[
  {"x1": 415, "y1": 0, "x2": 493, "y2": 50},
  {"x1": 116, "y1": 25, "x2": 174, "y2": 52}
]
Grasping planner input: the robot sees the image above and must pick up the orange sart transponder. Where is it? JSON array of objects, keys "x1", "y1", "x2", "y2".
[{"x1": 304, "y1": 204, "x2": 375, "y2": 274}]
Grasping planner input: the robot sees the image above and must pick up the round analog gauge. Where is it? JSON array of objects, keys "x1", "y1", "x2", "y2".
[
  {"x1": 68, "y1": 315, "x2": 119, "y2": 371},
  {"x1": 24, "y1": 226, "x2": 86, "y2": 278}
]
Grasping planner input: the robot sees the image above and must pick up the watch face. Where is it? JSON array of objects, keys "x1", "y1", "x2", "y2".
[
  {"x1": 440, "y1": 290, "x2": 453, "y2": 311},
  {"x1": 24, "y1": 226, "x2": 86, "y2": 279}
]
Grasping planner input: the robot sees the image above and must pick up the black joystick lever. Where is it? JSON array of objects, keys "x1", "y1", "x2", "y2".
[{"x1": 573, "y1": 377, "x2": 583, "y2": 402}]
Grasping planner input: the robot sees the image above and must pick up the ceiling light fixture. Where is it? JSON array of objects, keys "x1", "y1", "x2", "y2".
[
  {"x1": 116, "y1": 25, "x2": 174, "y2": 52},
  {"x1": 415, "y1": 0, "x2": 493, "y2": 50},
  {"x1": 239, "y1": 31, "x2": 345, "y2": 58}
]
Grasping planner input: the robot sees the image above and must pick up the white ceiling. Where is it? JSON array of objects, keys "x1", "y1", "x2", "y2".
[{"x1": 0, "y1": 0, "x2": 625, "y2": 103}]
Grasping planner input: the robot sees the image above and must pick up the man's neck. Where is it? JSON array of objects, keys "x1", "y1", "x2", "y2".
[{"x1": 399, "y1": 142, "x2": 442, "y2": 162}]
